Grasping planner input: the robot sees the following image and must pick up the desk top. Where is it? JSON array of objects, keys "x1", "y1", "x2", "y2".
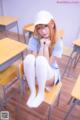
[
  {"x1": 73, "y1": 39, "x2": 80, "y2": 46},
  {"x1": 71, "y1": 75, "x2": 80, "y2": 100},
  {"x1": 0, "y1": 16, "x2": 18, "y2": 26},
  {"x1": 0, "y1": 38, "x2": 27, "y2": 65}
]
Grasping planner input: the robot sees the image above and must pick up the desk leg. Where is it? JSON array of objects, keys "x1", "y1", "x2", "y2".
[
  {"x1": 64, "y1": 103, "x2": 75, "y2": 120},
  {"x1": 4, "y1": 30, "x2": 8, "y2": 37},
  {"x1": 48, "y1": 105, "x2": 52, "y2": 120},
  {"x1": 16, "y1": 22, "x2": 20, "y2": 41},
  {"x1": 62, "y1": 50, "x2": 74, "y2": 78},
  {"x1": 73, "y1": 54, "x2": 80, "y2": 69}
]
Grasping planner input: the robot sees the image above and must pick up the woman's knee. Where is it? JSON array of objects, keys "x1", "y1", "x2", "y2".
[
  {"x1": 36, "y1": 56, "x2": 48, "y2": 66},
  {"x1": 24, "y1": 54, "x2": 35, "y2": 65}
]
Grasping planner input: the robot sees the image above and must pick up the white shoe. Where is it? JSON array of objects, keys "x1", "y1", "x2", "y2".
[
  {"x1": 26, "y1": 94, "x2": 35, "y2": 108},
  {"x1": 28, "y1": 95, "x2": 44, "y2": 108}
]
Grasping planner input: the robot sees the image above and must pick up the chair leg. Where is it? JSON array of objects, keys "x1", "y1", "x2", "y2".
[
  {"x1": 48, "y1": 105, "x2": 52, "y2": 120},
  {"x1": 64, "y1": 103, "x2": 75, "y2": 120},
  {"x1": 47, "y1": 88, "x2": 61, "y2": 120},
  {"x1": 64, "y1": 98, "x2": 77, "y2": 120},
  {"x1": 56, "y1": 91, "x2": 61, "y2": 106}
]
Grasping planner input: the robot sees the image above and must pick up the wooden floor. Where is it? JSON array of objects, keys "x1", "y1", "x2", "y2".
[{"x1": 0, "y1": 32, "x2": 80, "y2": 120}]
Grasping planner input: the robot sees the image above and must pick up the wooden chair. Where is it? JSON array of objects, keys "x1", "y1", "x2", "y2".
[
  {"x1": 23, "y1": 23, "x2": 34, "y2": 43},
  {"x1": 19, "y1": 62, "x2": 62, "y2": 120},
  {"x1": 64, "y1": 75, "x2": 80, "y2": 120},
  {"x1": 63, "y1": 45, "x2": 72, "y2": 57},
  {"x1": 56, "y1": 29, "x2": 64, "y2": 40},
  {"x1": 44, "y1": 82, "x2": 62, "y2": 120},
  {"x1": 0, "y1": 63, "x2": 19, "y2": 109}
]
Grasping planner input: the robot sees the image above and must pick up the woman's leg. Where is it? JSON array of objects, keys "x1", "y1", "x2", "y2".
[
  {"x1": 23, "y1": 54, "x2": 36, "y2": 107},
  {"x1": 32, "y1": 56, "x2": 54, "y2": 107}
]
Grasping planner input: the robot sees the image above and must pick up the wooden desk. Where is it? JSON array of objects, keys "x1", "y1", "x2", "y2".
[
  {"x1": 0, "y1": 38, "x2": 27, "y2": 95},
  {"x1": 0, "y1": 38, "x2": 27, "y2": 72},
  {"x1": 0, "y1": 16, "x2": 20, "y2": 41},
  {"x1": 73, "y1": 39, "x2": 80, "y2": 46},
  {"x1": 62, "y1": 39, "x2": 80, "y2": 78},
  {"x1": 65, "y1": 75, "x2": 80, "y2": 119},
  {"x1": 71, "y1": 75, "x2": 80, "y2": 100}
]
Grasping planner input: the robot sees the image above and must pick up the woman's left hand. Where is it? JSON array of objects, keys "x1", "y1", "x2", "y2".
[{"x1": 45, "y1": 39, "x2": 51, "y2": 48}]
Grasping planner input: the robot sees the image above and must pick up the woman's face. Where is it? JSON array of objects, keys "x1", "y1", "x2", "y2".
[{"x1": 36, "y1": 24, "x2": 50, "y2": 38}]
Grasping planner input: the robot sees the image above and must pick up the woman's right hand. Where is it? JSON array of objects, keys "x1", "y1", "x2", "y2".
[
  {"x1": 40, "y1": 38, "x2": 51, "y2": 48},
  {"x1": 40, "y1": 38, "x2": 46, "y2": 47}
]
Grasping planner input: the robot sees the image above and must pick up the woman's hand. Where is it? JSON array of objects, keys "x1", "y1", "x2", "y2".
[
  {"x1": 45, "y1": 39, "x2": 51, "y2": 48},
  {"x1": 40, "y1": 38, "x2": 51, "y2": 48},
  {"x1": 40, "y1": 38, "x2": 46, "y2": 47}
]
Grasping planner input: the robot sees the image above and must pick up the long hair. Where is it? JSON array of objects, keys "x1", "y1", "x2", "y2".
[
  {"x1": 48, "y1": 19, "x2": 57, "y2": 56},
  {"x1": 33, "y1": 19, "x2": 57, "y2": 56}
]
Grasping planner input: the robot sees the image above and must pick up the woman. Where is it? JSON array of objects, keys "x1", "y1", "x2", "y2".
[{"x1": 23, "y1": 10, "x2": 63, "y2": 108}]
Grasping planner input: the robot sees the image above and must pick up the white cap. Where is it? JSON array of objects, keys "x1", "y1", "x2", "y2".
[{"x1": 34, "y1": 10, "x2": 54, "y2": 26}]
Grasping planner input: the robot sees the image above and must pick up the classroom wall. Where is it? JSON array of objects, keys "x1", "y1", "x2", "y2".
[
  {"x1": 2, "y1": 0, "x2": 80, "y2": 47},
  {"x1": 0, "y1": 0, "x2": 4, "y2": 15},
  {"x1": 0, "y1": 1, "x2": 1, "y2": 15}
]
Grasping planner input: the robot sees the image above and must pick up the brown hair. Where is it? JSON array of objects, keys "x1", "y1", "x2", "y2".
[
  {"x1": 33, "y1": 19, "x2": 57, "y2": 56},
  {"x1": 48, "y1": 19, "x2": 57, "y2": 56}
]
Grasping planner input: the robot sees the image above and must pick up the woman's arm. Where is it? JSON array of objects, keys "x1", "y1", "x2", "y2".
[
  {"x1": 51, "y1": 39, "x2": 63, "y2": 67},
  {"x1": 37, "y1": 38, "x2": 50, "y2": 61},
  {"x1": 43, "y1": 39, "x2": 50, "y2": 61},
  {"x1": 28, "y1": 37, "x2": 39, "y2": 57},
  {"x1": 38, "y1": 46, "x2": 44, "y2": 56},
  {"x1": 49, "y1": 55, "x2": 61, "y2": 67},
  {"x1": 43, "y1": 46, "x2": 49, "y2": 61}
]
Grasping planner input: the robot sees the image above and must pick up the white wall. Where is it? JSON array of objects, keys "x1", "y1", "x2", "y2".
[
  {"x1": 0, "y1": 0, "x2": 4, "y2": 15},
  {"x1": 2, "y1": 0, "x2": 80, "y2": 47}
]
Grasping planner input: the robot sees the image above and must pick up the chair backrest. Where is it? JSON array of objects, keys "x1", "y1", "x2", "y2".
[
  {"x1": 56, "y1": 29, "x2": 64, "y2": 40},
  {"x1": 23, "y1": 23, "x2": 34, "y2": 33},
  {"x1": 63, "y1": 45, "x2": 72, "y2": 56}
]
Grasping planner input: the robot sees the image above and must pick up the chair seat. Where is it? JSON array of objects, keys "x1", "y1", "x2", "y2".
[
  {"x1": 0, "y1": 64, "x2": 18, "y2": 86},
  {"x1": 27, "y1": 82, "x2": 62, "y2": 105},
  {"x1": 44, "y1": 82, "x2": 62, "y2": 104}
]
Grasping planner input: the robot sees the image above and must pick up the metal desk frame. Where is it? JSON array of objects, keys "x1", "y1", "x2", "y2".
[
  {"x1": 0, "y1": 38, "x2": 27, "y2": 107},
  {"x1": 0, "y1": 16, "x2": 20, "y2": 41},
  {"x1": 62, "y1": 39, "x2": 80, "y2": 78},
  {"x1": 65, "y1": 75, "x2": 80, "y2": 120}
]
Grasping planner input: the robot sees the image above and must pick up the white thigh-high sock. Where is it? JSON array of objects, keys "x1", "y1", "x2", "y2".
[
  {"x1": 23, "y1": 54, "x2": 36, "y2": 107},
  {"x1": 31, "y1": 56, "x2": 48, "y2": 108}
]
